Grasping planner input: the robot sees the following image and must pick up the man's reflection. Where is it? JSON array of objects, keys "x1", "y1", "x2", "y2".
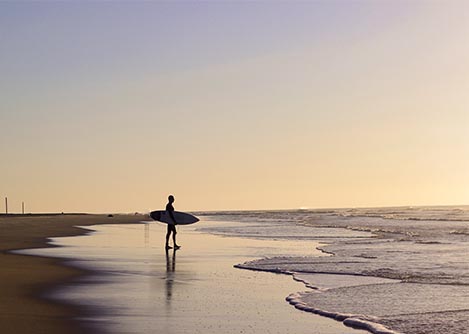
[{"x1": 165, "y1": 247, "x2": 177, "y2": 303}]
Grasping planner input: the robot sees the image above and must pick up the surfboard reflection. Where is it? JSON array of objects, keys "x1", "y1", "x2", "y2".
[
  {"x1": 144, "y1": 223, "x2": 150, "y2": 247},
  {"x1": 165, "y1": 248, "x2": 177, "y2": 304}
]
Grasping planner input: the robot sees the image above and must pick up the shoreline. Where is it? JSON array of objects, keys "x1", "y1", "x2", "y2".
[
  {"x1": 16, "y1": 221, "x2": 363, "y2": 334},
  {"x1": 235, "y1": 263, "x2": 400, "y2": 334},
  {"x1": 0, "y1": 214, "x2": 147, "y2": 334}
]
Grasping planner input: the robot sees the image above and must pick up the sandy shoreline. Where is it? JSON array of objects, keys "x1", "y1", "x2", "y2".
[
  {"x1": 16, "y1": 220, "x2": 362, "y2": 334},
  {"x1": 0, "y1": 214, "x2": 147, "y2": 334}
]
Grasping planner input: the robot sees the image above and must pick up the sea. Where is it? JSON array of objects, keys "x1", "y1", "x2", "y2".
[
  {"x1": 198, "y1": 206, "x2": 469, "y2": 334},
  {"x1": 16, "y1": 206, "x2": 469, "y2": 334}
]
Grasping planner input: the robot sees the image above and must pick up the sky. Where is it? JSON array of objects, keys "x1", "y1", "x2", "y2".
[{"x1": 1, "y1": 1, "x2": 468, "y2": 213}]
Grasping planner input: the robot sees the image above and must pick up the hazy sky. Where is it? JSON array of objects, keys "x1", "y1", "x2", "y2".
[{"x1": 1, "y1": 1, "x2": 468, "y2": 213}]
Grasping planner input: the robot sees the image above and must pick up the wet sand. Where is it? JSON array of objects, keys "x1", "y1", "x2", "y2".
[
  {"x1": 16, "y1": 221, "x2": 367, "y2": 334},
  {"x1": 0, "y1": 214, "x2": 146, "y2": 334}
]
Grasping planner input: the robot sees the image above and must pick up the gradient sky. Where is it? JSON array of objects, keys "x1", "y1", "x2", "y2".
[{"x1": 1, "y1": 1, "x2": 468, "y2": 213}]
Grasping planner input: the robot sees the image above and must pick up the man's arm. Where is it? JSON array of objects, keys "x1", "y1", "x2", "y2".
[{"x1": 167, "y1": 206, "x2": 177, "y2": 225}]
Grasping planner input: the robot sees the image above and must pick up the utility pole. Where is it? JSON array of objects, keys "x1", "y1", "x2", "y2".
[{"x1": 5, "y1": 197, "x2": 8, "y2": 215}]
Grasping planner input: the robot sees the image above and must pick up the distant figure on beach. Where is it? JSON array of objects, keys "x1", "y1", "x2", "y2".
[{"x1": 165, "y1": 195, "x2": 180, "y2": 250}]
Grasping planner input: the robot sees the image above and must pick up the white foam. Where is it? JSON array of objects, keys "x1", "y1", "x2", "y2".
[{"x1": 286, "y1": 292, "x2": 402, "y2": 334}]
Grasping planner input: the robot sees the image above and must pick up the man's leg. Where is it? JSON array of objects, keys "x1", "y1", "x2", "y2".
[
  {"x1": 166, "y1": 225, "x2": 172, "y2": 249},
  {"x1": 173, "y1": 227, "x2": 179, "y2": 248}
]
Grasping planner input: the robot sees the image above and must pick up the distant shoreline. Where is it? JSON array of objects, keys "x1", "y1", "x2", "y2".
[{"x1": 0, "y1": 213, "x2": 89, "y2": 217}]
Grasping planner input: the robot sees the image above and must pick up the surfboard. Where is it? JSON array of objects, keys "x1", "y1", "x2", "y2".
[{"x1": 150, "y1": 210, "x2": 199, "y2": 225}]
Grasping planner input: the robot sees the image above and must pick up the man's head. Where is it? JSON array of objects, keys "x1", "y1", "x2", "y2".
[{"x1": 168, "y1": 195, "x2": 175, "y2": 203}]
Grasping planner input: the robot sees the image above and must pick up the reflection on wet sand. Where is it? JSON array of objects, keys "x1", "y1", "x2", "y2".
[
  {"x1": 16, "y1": 223, "x2": 366, "y2": 334},
  {"x1": 144, "y1": 223, "x2": 150, "y2": 247},
  {"x1": 165, "y1": 248, "x2": 177, "y2": 304}
]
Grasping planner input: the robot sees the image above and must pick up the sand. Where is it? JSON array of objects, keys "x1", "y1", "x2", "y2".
[
  {"x1": 0, "y1": 214, "x2": 146, "y2": 334},
  {"x1": 17, "y1": 221, "x2": 363, "y2": 334},
  {"x1": 2, "y1": 214, "x2": 368, "y2": 334}
]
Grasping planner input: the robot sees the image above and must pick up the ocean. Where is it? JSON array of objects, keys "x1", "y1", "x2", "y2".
[
  {"x1": 16, "y1": 206, "x2": 469, "y2": 334},
  {"x1": 199, "y1": 206, "x2": 469, "y2": 334}
]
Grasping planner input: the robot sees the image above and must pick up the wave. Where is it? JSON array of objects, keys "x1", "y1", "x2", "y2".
[
  {"x1": 286, "y1": 292, "x2": 401, "y2": 334},
  {"x1": 322, "y1": 205, "x2": 469, "y2": 223},
  {"x1": 234, "y1": 262, "x2": 402, "y2": 334},
  {"x1": 236, "y1": 254, "x2": 469, "y2": 285},
  {"x1": 450, "y1": 230, "x2": 469, "y2": 236},
  {"x1": 200, "y1": 209, "x2": 469, "y2": 226},
  {"x1": 338, "y1": 213, "x2": 469, "y2": 222}
]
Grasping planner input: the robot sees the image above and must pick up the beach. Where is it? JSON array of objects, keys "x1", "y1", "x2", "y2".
[
  {"x1": 9, "y1": 215, "x2": 365, "y2": 334},
  {"x1": 4, "y1": 207, "x2": 468, "y2": 334},
  {"x1": 0, "y1": 214, "x2": 146, "y2": 334}
]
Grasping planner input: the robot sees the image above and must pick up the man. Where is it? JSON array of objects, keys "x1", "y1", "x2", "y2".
[{"x1": 165, "y1": 195, "x2": 180, "y2": 250}]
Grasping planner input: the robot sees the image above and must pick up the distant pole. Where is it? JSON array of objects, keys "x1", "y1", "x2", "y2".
[
  {"x1": 22, "y1": 202, "x2": 25, "y2": 215},
  {"x1": 5, "y1": 197, "x2": 8, "y2": 215}
]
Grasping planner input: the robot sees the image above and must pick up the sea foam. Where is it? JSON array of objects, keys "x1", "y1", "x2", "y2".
[{"x1": 286, "y1": 292, "x2": 400, "y2": 334}]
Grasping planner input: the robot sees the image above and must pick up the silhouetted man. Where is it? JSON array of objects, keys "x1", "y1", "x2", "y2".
[{"x1": 165, "y1": 195, "x2": 180, "y2": 249}]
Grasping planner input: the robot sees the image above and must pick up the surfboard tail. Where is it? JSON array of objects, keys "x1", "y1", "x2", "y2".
[{"x1": 150, "y1": 211, "x2": 162, "y2": 221}]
